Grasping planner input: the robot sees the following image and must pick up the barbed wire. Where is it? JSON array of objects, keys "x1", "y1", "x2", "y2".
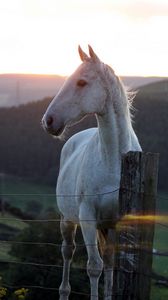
[
  {"x1": 2, "y1": 280, "x2": 152, "y2": 298},
  {"x1": 1, "y1": 264, "x2": 166, "y2": 298},
  {"x1": 0, "y1": 259, "x2": 143, "y2": 272},
  {"x1": 0, "y1": 239, "x2": 168, "y2": 256},
  {"x1": 0, "y1": 242, "x2": 167, "y2": 297},
  {"x1": 0, "y1": 240, "x2": 62, "y2": 247},
  {"x1": 0, "y1": 216, "x2": 167, "y2": 229},
  {"x1": 155, "y1": 223, "x2": 168, "y2": 228},
  {"x1": 0, "y1": 240, "x2": 91, "y2": 248},
  {"x1": 0, "y1": 188, "x2": 120, "y2": 198},
  {"x1": 0, "y1": 281, "x2": 131, "y2": 298},
  {"x1": 0, "y1": 194, "x2": 56, "y2": 197},
  {"x1": 158, "y1": 195, "x2": 168, "y2": 201},
  {"x1": 0, "y1": 217, "x2": 60, "y2": 222},
  {"x1": 0, "y1": 258, "x2": 165, "y2": 279},
  {"x1": 1, "y1": 283, "x2": 91, "y2": 297},
  {"x1": 1, "y1": 283, "x2": 60, "y2": 292},
  {"x1": 0, "y1": 259, "x2": 63, "y2": 269},
  {"x1": 1, "y1": 188, "x2": 168, "y2": 199}
]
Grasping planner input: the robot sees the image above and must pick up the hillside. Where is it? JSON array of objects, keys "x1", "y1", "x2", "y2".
[
  {"x1": 133, "y1": 80, "x2": 168, "y2": 190},
  {"x1": 138, "y1": 79, "x2": 168, "y2": 97},
  {"x1": 0, "y1": 80, "x2": 168, "y2": 190},
  {"x1": 0, "y1": 73, "x2": 167, "y2": 107}
]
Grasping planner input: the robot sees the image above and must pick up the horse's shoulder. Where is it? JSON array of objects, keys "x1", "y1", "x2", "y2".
[{"x1": 60, "y1": 128, "x2": 97, "y2": 163}]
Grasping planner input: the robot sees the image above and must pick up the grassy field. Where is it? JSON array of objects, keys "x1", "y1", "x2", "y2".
[
  {"x1": 150, "y1": 191, "x2": 168, "y2": 299},
  {"x1": 151, "y1": 223, "x2": 168, "y2": 300},
  {"x1": 0, "y1": 212, "x2": 28, "y2": 231},
  {"x1": 151, "y1": 283, "x2": 168, "y2": 300},
  {"x1": 0, "y1": 175, "x2": 57, "y2": 212},
  {"x1": 0, "y1": 176, "x2": 168, "y2": 299},
  {"x1": 0, "y1": 176, "x2": 58, "y2": 280},
  {"x1": 153, "y1": 191, "x2": 168, "y2": 275},
  {"x1": 0, "y1": 243, "x2": 12, "y2": 260}
]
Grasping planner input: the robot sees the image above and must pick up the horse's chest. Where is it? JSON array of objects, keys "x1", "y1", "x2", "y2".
[{"x1": 77, "y1": 152, "x2": 119, "y2": 193}]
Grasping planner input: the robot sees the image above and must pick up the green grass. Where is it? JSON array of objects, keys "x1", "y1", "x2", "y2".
[
  {"x1": 0, "y1": 243, "x2": 12, "y2": 260},
  {"x1": 153, "y1": 191, "x2": 168, "y2": 275},
  {"x1": 0, "y1": 212, "x2": 29, "y2": 263},
  {"x1": 153, "y1": 225, "x2": 168, "y2": 279},
  {"x1": 150, "y1": 191, "x2": 168, "y2": 299},
  {"x1": 0, "y1": 175, "x2": 57, "y2": 212},
  {"x1": 156, "y1": 191, "x2": 168, "y2": 213},
  {"x1": 0, "y1": 212, "x2": 28, "y2": 231},
  {"x1": 0, "y1": 177, "x2": 58, "y2": 266},
  {"x1": 150, "y1": 282, "x2": 168, "y2": 300}
]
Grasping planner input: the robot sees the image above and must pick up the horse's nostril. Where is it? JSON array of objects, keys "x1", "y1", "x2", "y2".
[{"x1": 46, "y1": 116, "x2": 53, "y2": 127}]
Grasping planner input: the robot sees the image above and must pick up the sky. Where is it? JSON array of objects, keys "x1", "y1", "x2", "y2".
[{"x1": 0, "y1": 0, "x2": 168, "y2": 77}]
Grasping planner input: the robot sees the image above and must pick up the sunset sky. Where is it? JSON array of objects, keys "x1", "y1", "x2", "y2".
[{"x1": 0, "y1": 0, "x2": 168, "y2": 76}]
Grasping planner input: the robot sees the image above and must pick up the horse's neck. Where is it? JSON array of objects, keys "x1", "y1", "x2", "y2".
[{"x1": 96, "y1": 94, "x2": 132, "y2": 167}]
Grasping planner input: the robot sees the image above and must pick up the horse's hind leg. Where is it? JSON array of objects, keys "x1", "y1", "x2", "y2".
[
  {"x1": 99, "y1": 229, "x2": 115, "y2": 300},
  {"x1": 59, "y1": 219, "x2": 77, "y2": 300}
]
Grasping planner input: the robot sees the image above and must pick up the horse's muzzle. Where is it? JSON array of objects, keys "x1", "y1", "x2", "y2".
[{"x1": 42, "y1": 114, "x2": 65, "y2": 137}]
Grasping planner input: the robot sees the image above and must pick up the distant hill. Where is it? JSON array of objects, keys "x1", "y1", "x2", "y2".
[
  {"x1": 121, "y1": 76, "x2": 167, "y2": 89},
  {"x1": 137, "y1": 79, "x2": 168, "y2": 97},
  {"x1": 0, "y1": 74, "x2": 65, "y2": 107},
  {"x1": 133, "y1": 80, "x2": 168, "y2": 190},
  {"x1": 0, "y1": 73, "x2": 167, "y2": 107}
]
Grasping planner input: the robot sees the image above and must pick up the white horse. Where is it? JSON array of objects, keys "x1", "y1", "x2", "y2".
[{"x1": 42, "y1": 45, "x2": 141, "y2": 300}]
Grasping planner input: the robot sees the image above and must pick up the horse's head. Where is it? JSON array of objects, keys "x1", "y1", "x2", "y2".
[{"x1": 42, "y1": 45, "x2": 109, "y2": 137}]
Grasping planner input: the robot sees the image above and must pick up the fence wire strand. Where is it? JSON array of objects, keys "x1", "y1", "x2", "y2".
[
  {"x1": 1, "y1": 282, "x2": 129, "y2": 297},
  {"x1": 0, "y1": 217, "x2": 168, "y2": 229},
  {"x1": 1, "y1": 283, "x2": 91, "y2": 297},
  {"x1": 1, "y1": 188, "x2": 168, "y2": 199},
  {"x1": 0, "y1": 240, "x2": 168, "y2": 257},
  {"x1": 0, "y1": 187, "x2": 120, "y2": 198}
]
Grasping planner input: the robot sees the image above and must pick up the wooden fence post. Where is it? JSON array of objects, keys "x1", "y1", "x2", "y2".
[{"x1": 112, "y1": 151, "x2": 159, "y2": 300}]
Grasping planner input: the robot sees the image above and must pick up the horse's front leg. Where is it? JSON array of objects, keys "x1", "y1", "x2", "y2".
[
  {"x1": 79, "y1": 204, "x2": 103, "y2": 300},
  {"x1": 59, "y1": 219, "x2": 77, "y2": 300}
]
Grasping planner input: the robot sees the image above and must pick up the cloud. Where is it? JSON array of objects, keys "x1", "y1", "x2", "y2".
[{"x1": 4, "y1": 0, "x2": 168, "y2": 20}]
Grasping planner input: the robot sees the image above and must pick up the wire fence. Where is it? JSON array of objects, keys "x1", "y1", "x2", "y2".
[
  {"x1": 0, "y1": 189, "x2": 168, "y2": 298},
  {"x1": 0, "y1": 261, "x2": 167, "y2": 297},
  {"x1": 1, "y1": 283, "x2": 92, "y2": 297},
  {"x1": 1, "y1": 191, "x2": 168, "y2": 199},
  {"x1": 1, "y1": 257, "x2": 166, "y2": 295},
  {"x1": 0, "y1": 216, "x2": 168, "y2": 225}
]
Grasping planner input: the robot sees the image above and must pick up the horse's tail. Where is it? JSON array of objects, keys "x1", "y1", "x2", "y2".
[{"x1": 97, "y1": 229, "x2": 108, "y2": 256}]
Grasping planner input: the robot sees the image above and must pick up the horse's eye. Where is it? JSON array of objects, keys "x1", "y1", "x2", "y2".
[{"x1": 77, "y1": 79, "x2": 87, "y2": 87}]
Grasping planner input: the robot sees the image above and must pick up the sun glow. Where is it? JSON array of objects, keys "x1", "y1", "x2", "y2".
[
  {"x1": 118, "y1": 214, "x2": 168, "y2": 228},
  {"x1": 0, "y1": 0, "x2": 168, "y2": 76}
]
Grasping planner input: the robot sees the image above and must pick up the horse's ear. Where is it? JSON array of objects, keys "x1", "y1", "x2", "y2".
[
  {"x1": 88, "y1": 45, "x2": 100, "y2": 62},
  {"x1": 78, "y1": 45, "x2": 89, "y2": 62}
]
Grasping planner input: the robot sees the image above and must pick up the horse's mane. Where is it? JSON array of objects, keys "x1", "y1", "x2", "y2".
[{"x1": 103, "y1": 63, "x2": 136, "y2": 122}]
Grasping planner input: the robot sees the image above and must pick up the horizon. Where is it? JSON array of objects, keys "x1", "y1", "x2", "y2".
[
  {"x1": 1, "y1": 0, "x2": 168, "y2": 77},
  {"x1": 0, "y1": 72, "x2": 167, "y2": 79}
]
